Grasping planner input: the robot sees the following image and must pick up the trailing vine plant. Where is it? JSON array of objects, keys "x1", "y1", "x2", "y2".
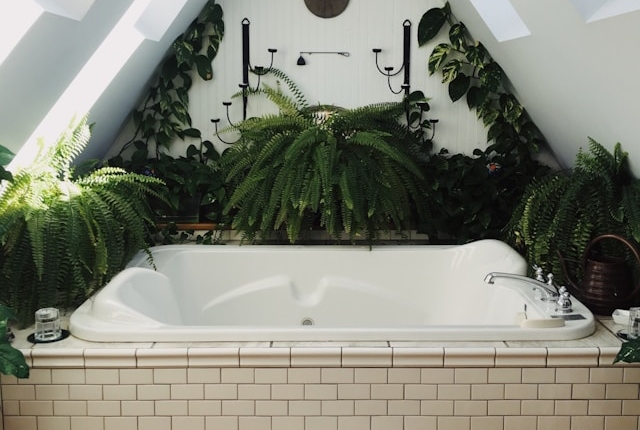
[
  {"x1": 112, "y1": 0, "x2": 224, "y2": 159},
  {"x1": 109, "y1": 0, "x2": 227, "y2": 227},
  {"x1": 416, "y1": 2, "x2": 549, "y2": 243}
]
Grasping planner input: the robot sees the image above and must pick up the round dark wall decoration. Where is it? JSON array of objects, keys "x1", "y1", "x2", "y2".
[{"x1": 304, "y1": 0, "x2": 350, "y2": 18}]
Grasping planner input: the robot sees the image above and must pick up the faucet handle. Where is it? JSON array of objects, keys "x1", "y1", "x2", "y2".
[
  {"x1": 546, "y1": 272, "x2": 554, "y2": 285},
  {"x1": 533, "y1": 265, "x2": 545, "y2": 282},
  {"x1": 555, "y1": 286, "x2": 572, "y2": 313}
]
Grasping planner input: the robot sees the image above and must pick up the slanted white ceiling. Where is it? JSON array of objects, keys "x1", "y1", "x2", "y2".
[
  {"x1": 0, "y1": 0, "x2": 208, "y2": 164},
  {"x1": 2, "y1": 0, "x2": 640, "y2": 173},
  {"x1": 450, "y1": 0, "x2": 640, "y2": 172}
]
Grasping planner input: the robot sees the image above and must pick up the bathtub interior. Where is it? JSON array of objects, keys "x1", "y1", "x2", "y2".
[
  {"x1": 70, "y1": 240, "x2": 596, "y2": 341},
  {"x1": 118, "y1": 241, "x2": 531, "y2": 326}
]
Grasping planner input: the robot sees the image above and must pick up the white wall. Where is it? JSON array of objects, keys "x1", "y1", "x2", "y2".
[
  {"x1": 106, "y1": 0, "x2": 491, "y2": 160},
  {"x1": 449, "y1": 0, "x2": 640, "y2": 172}
]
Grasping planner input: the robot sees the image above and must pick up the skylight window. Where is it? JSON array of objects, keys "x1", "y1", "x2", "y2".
[
  {"x1": 0, "y1": 0, "x2": 43, "y2": 66},
  {"x1": 34, "y1": 0, "x2": 95, "y2": 21},
  {"x1": 569, "y1": 0, "x2": 640, "y2": 23},
  {"x1": 11, "y1": 0, "x2": 155, "y2": 169},
  {"x1": 135, "y1": 0, "x2": 189, "y2": 42},
  {"x1": 468, "y1": 0, "x2": 531, "y2": 42}
]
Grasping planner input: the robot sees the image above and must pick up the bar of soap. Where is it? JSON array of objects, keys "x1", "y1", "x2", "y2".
[{"x1": 520, "y1": 318, "x2": 565, "y2": 329}]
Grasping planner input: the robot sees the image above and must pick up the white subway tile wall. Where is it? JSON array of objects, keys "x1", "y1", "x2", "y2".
[{"x1": 2, "y1": 344, "x2": 640, "y2": 430}]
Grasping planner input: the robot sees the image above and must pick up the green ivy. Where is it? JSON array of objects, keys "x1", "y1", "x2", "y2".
[
  {"x1": 114, "y1": 0, "x2": 224, "y2": 157},
  {"x1": 418, "y1": 2, "x2": 544, "y2": 156},
  {"x1": 0, "y1": 304, "x2": 28, "y2": 378},
  {"x1": 109, "y1": 0, "x2": 227, "y2": 225},
  {"x1": 416, "y1": 2, "x2": 548, "y2": 243}
]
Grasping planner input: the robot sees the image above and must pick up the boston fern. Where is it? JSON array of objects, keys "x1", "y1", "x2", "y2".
[
  {"x1": 0, "y1": 116, "x2": 163, "y2": 325},
  {"x1": 221, "y1": 81, "x2": 429, "y2": 243},
  {"x1": 505, "y1": 138, "x2": 640, "y2": 280}
]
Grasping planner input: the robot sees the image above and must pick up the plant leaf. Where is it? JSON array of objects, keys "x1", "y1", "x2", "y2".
[
  {"x1": 614, "y1": 339, "x2": 640, "y2": 363},
  {"x1": 466, "y1": 86, "x2": 486, "y2": 109},
  {"x1": 194, "y1": 55, "x2": 213, "y2": 80},
  {"x1": 441, "y1": 59, "x2": 462, "y2": 83},
  {"x1": 428, "y1": 44, "x2": 451, "y2": 75},
  {"x1": 448, "y1": 73, "x2": 470, "y2": 102},
  {"x1": 0, "y1": 144, "x2": 14, "y2": 166},
  {"x1": 449, "y1": 23, "x2": 467, "y2": 51},
  {"x1": 0, "y1": 343, "x2": 29, "y2": 378},
  {"x1": 418, "y1": 5, "x2": 449, "y2": 46},
  {"x1": 465, "y1": 43, "x2": 487, "y2": 68},
  {"x1": 479, "y1": 61, "x2": 503, "y2": 92}
]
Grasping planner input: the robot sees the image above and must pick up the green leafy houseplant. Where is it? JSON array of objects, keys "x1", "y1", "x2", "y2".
[
  {"x1": 114, "y1": 139, "x2": 226, "y2": 225},
  {"x1": 615, "y1": 338, "x2": 640, "y2": 364},
  {"x1": 0, "y1": 116, "x2": 163, "y2": 325},
  {"x1": 0, "y1": 304, "x2": 29, "y2": 378},
  {"x1": 505, "y1": 138, "x2": 640, "y2": 281},
  {"x1": 414, "y1": 2, "x2": 549, "y2": 244},
  {"x1": 0, "y1": 146, "x2": 29, "y2": 378},
  {"x1": 418, "y1": 2, "x2": 544, "y2": 157},
  {"x1": 221, "y1": 76, "x2": 431, "y2": 243},
  {"x1": 419, "y1": 146, "x2": 547, "y2": 244},
  {"x1": 110, "y1": 0, "x2": 226, "y2": 224}
]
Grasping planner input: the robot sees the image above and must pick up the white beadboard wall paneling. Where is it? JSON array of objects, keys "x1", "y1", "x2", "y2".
[{"x1": 107, "y1": 0, "x2": 490, "y2": 160}]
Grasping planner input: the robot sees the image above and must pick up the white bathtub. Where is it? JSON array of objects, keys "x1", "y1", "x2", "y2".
[{"x1": 69, "y1": 240, "x2": 595, "y2": 342}]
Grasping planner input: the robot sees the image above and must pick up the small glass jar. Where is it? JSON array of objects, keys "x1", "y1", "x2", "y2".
[
  {"x1": 627, "y1": 307, "x2": 640, "y2": 340},
  {"x1": 34, "y1": 307, "x2": 62, "y2": 342}
]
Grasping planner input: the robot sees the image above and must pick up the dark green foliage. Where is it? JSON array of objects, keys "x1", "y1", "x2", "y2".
[
  {"x1": 0, "y1": 304, "x2": 29, "y2": 378},
  {"x1": 419, "y1": 146, "x2": 548, "y2": 244},
  {"x1": 615, "y1": 338, "x2": 640, "y2": 363},
  {"x1": 505, "y1": 139, "x2": 640, "y2": 280},
  {"x1": 0, "y1": 144, "x2": 13, "y2": 184},
  {"x1": 418, "y1": 3, "x2": 544, "y2": 156},
  {"x1": 221, "y1": 81, "x2": 430, "y2": 243},
  {"x1": 415, "y1": 2, "x2": 549, "y2": 243},
  {"x1": 110, "y1": 0, "x2": 226, "y2": 224},
  {"x1": 0, "y1": 116, "x2": 163, "y2": 326},
  {"x1": 116, "y1": 0, "x2": 224, "y2": 157},
  {"x1": 111, "y1": 139, "x2": 227, "y2": 224}
]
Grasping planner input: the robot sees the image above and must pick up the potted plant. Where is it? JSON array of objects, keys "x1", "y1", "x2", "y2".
[
  {"x1": 505, "y1": 138, "x2": 640, "y2": 284},
  {"x1": 0, "y1": 115, "x2": 163, "y2": 325},
  {"x1": 220, "y1": 75, "x2": 431, "y2": 243}
]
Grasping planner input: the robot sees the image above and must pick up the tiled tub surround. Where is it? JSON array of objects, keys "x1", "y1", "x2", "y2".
[{"x1": 2, "y1": 319, "x2": 639, "y2": 430}]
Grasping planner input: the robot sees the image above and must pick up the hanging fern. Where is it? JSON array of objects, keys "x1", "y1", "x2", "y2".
[
  {"x1": 0, "y1": 116, "x2": 163, "y2": 325},
  {"x1": 221, "y1": 76, "x2": 430, "y2": 243}
]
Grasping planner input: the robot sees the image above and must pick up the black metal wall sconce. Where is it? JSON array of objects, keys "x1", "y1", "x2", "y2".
[
  {"x1": 296, "y1": 51, "x2": 350, "y2": 65},
  {"x1": 212, "y1": 18, "x2": 278, "y2": 144},
  {"x1": 407, "y1": 101, "x2": 438, "y2": 141},
  {"x1": 372, "y1": 19, "x2": 412, "y2": 96}
]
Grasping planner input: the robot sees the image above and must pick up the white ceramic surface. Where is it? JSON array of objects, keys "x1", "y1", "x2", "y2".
[{"x1": 69, "y1": 240, "x2": 596, "y2": 342}]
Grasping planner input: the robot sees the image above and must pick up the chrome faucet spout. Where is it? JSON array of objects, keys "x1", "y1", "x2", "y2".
[{"x1": 484, "y1": 272, "x2": 559, "y2": 301}]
